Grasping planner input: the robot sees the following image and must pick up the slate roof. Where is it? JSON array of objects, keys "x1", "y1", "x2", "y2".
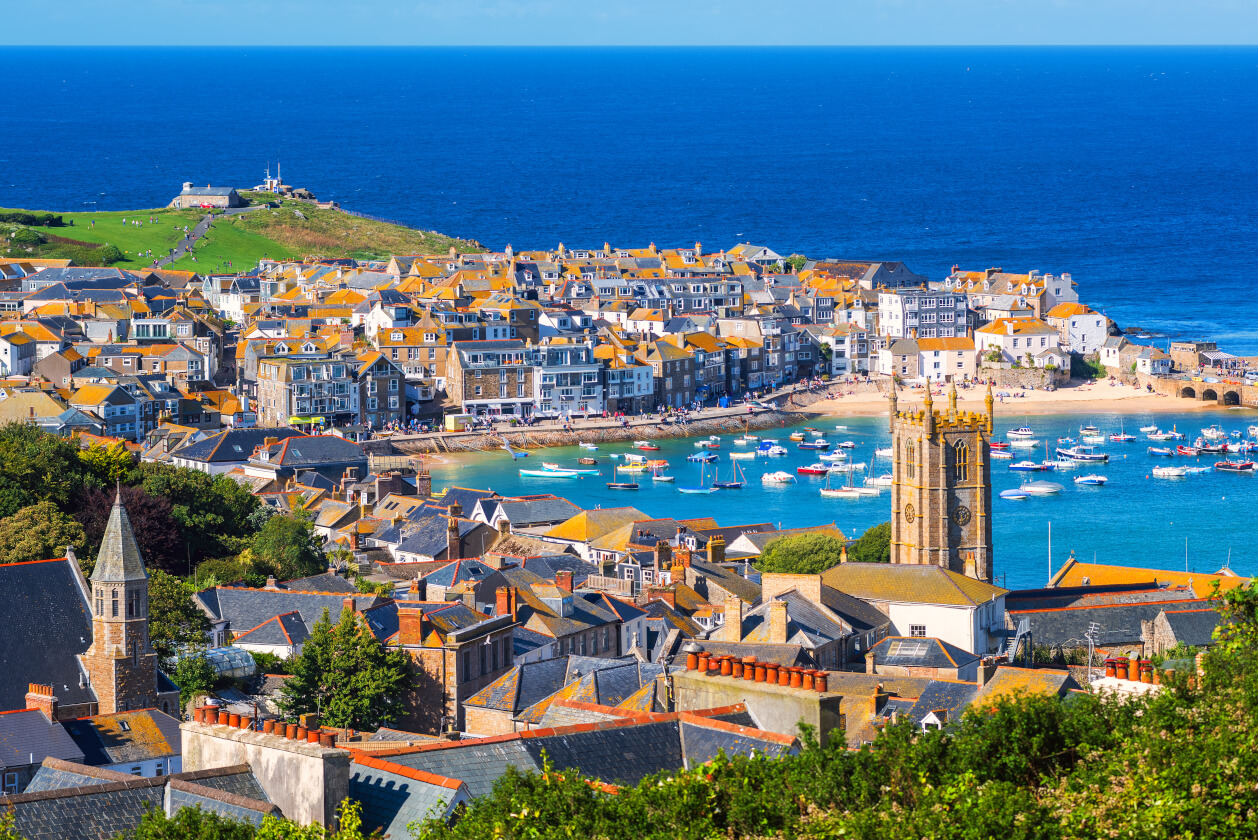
[
  {"x1": 905, "y1": 681, "x2": 979, "y2": 726},
  {"x1": 24, "y1": 758, "x2": 130, "y2": 792},
  {"x1": 0, "y1": 777, "x2": 167, "y2": 840},
  {"x1": 739, "y1": 591, "x2": 850, "y2": 648},
  {"x1": 395, "y1": 516, "x2": 486, "y2": 560},
  {"x1": 195, "y1": 587, "x2": 378, "y2": 637},
  {"x1": 0, "y1": 558, "x2": 95, "y2": 712},
  {"x1": 696, "y1": 640, "x2": 814, "y2": 668},
  {"x1": 59, "y1": 709, "x2": 181, "y2": 766},
  {"x1": 351, "y1": 757, "x2": 467, "y2": 836},
  {"x1": 279, "y1": 572, "x2": 359, "y2": 594},
  {"x1": 421, "y1": 558, "x2": 497, "y2": 588},
  {"x1": 438, "y1": 487, "x2": 500, "y2": 515},
  {"x1": 90, "y1": 494, "x2": 148, "y2": 583},
  {"x1": 1162, "y1": 608, "x2": 1221, "y2": 647},
  {"x1": 257, "y1": 435, "x2": 366, "y2": 468},
  {"x1": 687, "y1": 559, "x2": 762, "y2": 605},
  {"x1": 1008, "y1": 598, "x2": 1215, "y2": 648},
  {"x1": 869, "y1": 637, "x2": 979, "y2": 670},
  {"x1": 973, "y1": 667, "x2": 1079, "y2": 707},
  {"x1": 496, "y1": 497, "x2": 582, "y2": 526},
  {"x1": 232, "y1": 611, "x2": 310, "y2": 647},
  {"x1": 0, "y1": 710, "x2": 84, "y2": 768},
  {"x1": 173, "y1": 428, "x2": 303, "y2": 464},
  {"x1": 371, "y1": 711, "x2": 795, "y2": 799}
]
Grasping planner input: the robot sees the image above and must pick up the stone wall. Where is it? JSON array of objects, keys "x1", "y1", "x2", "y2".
[
  {"x1": 672, "y1": 670, "x2": 845, "y2": 747},
  {"x1": 977, "y1": 365, "x2": 1070, "y2": 389},
  {"x1": 180, "y1": 721, "x2": 349, "y2": 828}
]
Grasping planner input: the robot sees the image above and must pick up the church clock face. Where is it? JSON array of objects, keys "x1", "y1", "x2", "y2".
[
  {"x1": 953, "y1": 505, "x2": 972, "y2": 526},
  {"x1": 903, "y1": 503, "x2": 916, "y2": 523}
]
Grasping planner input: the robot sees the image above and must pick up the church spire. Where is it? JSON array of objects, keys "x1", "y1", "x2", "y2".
[{"x1": 90, "y1": 487, "x2": 148, "y2": 583}]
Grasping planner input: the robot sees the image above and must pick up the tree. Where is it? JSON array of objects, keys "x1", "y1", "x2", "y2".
[
  {"x1": 250, "y1": 513, "x2": 325, "y2": 581},
  {"x1": 137, "y1": 463, "x2": 262, "y2": 563},
  {"x1": 76, "y1": 485, "x2": 183, "y2": 574},
  {"x1": 847, "y1": 522, "x2": 892, "y2": 564},
  {"x1": 249, "y1": 651, "x2": 292, "y2": 676},
  {"x1": 171, "y1": 652, "x2": 217, "y2": 717},
  {"x1": 0, "y1": 423, "x2": 89, "y2": 517},
  {"x1": 279, "y1": 608, "x2": 411, "y2": 730},
  {"x1": 754, "y1": 532, "x2": 847, "y2": 575},
  {"x1": 78, "y1": 440, "x2": 134, "y2": 485},
  {"x1": 148, "y1": 569, "x2": 212, "y2": 669},
  {"x1": 0, "y1": 500, "x2": 87, "y2": 569}
]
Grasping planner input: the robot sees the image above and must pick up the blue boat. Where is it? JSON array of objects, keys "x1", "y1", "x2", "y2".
[
  {"x1": 798, "y1": 440, "x2": 831, "y2": 450},
  {"x1": 687, "y1": 452, "x2": 718, "y2": 463}
]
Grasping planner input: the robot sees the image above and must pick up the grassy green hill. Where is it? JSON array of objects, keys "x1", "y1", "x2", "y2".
[{"x1": 0, "y1": 195, "x2": 482, "y2": 272}]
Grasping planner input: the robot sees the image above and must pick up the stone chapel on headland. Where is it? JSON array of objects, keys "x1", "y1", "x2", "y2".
[{"x1": 888, "y1": 382, "x2": 995, "y2": 583}]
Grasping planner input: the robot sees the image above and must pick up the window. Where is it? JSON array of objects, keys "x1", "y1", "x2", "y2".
[
  {"x1": 112, "y1": 589, "x2": 119, "y2": 617},
  {"x1": 130, "y1": 766, "x2": 142, "y2": 776},
  {"x1": 910, "y1": 624, "x2": 927, "y2": 638},
  {"x1": 479, "y1": 644, "x2": 487, "y2": 675},
  {"x1": 953, "y1": 440, "x2": 969, "y2": 482},
  {"x1": 474, "y1": 386, "x2": 482, "y2": 397},
  {"x1": 905, "y1": 441, "x2": 915, "y2": 480},
  {"x1": 462, "y1": 650, "x2": 473, "y2": 682},
  {"x1": 3, "y1": 773, "x2": 15, "y2": 794}
]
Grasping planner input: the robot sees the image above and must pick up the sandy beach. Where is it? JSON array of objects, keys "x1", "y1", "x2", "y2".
[{"x1": 805, "y1": 381, "x2": 1243, "y2": 418}]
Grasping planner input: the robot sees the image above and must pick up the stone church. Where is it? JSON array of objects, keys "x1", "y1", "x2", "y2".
[
  {"x1": 0, "y1": 491, "x2": 180, "y2": 719},
  {"x1": 888, "y1": 383, "x2": 995, "y2": 582}
]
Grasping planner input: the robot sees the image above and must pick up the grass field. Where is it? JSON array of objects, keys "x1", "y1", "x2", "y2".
[
  {"x1": 1, "y1": 206, "x2": 207, "y2": 265},
  {"x1": 167, "y1": 217, "x2": 298, "y2": 273},
  {"x1": 3, "y1": 198, "x2": 482, "y2": 272}
]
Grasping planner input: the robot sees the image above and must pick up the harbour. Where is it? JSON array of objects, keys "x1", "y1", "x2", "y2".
[{"x1": 420, "y1": 406, "x2": 1258, "y2": 590}]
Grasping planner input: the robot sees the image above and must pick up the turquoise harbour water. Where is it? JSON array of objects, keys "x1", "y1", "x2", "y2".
[{"x1": 425, "y1": 408, "x2": 1258, "y2": 590}]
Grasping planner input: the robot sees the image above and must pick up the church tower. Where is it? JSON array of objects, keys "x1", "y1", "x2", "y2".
[
  {"x1": 82, "y1": 489, "x2": 163, "y2": 713},
  {"x1": 888, "y1": 382, "x2": 994, "y2": 582}
]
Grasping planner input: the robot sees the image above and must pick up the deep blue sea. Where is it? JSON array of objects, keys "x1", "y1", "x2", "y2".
[
  {"x1": 430, "y1": 409, "x2": 1258, "y2": 590},
  {"x1": 2, "y1": 47, "x2": 1257, "y2": 348}
]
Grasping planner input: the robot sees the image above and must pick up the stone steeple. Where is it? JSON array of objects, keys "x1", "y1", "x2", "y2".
[
  {"x1": 82, "y1": 488, "x2": 171, "y2": 715},
  {"x1": 91, "y1": 486, "x2": 148, "y2": 584}
]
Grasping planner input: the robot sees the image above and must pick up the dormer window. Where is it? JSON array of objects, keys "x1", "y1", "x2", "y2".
[{"x1": 391, "y1": 331, "x2": 403, "y2": 342}]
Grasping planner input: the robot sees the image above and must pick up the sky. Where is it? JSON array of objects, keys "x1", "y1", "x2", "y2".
[{"x1": 8, "y1": 0, "x2": 1258, "y2": 46}]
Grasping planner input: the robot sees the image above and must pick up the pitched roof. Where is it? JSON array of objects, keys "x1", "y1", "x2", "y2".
[
  {"x1": 90, "y1": 493, "x2": 148, "y2": 584},
  {"x1": 1047, "y1": 556, "x2": 1249, "y2": 600},
  {"x1": 821, "y1": 564, "x2": 1007, "y2": 607},
  {"x1": 0, "y1": 558, "x2": 95, "y2": 711},
  {"x1": 59, "y1": 709, "x2": 181, "y2": 765},
  {"x1": 0, "y1": 709, "x2": 84, "y2": 768},
  {"x1": 544, "y1": 507, "x2": 649, "y2": 543},
  {"x1": 869, "y1": 636, "x2": 980, "y2": 670}
]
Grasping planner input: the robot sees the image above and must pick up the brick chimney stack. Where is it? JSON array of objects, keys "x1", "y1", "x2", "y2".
[
  {"x1": 496, "y1": 585, "x2": 517, "y2": 618},
  {"x1": 555, "y1": 571, "x2": 573, "y2": 593},
  {"x1": 719, "y1": 593, "x2": 743, "y2": 642},
  {"x1": 653, "y1": 540, "x2": 672, "y2": 579},
  {"x1": 707, "y1": 534, "x2": 725, "y2": 565},
  {"x1": 397, "y1": 605, "x2": 426, "y2": 646},
  {"x1": 446, "y1": 502, "x2": 463, "y2": 561},
  {"x1": 25, "y1": 684, "x2": 58, "y2": 721},
  {"x1": 767, "y1": 599, "x2": 789, "y2": 644}
]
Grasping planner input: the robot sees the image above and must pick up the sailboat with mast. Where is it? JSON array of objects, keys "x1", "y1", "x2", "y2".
[
  {"x1": 678, "y1": 460, "x2": 718, "y2": 494},
  {"x1": 712, "y1": 460, "x2": 746, "y2": 489}
]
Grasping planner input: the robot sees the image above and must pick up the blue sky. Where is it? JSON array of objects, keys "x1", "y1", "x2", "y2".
[{"x1": 10, "y1": 0, "x2": 1258, "y2": 45}]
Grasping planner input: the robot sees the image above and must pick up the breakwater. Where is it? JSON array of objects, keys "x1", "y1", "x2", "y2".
[{"x1": 387, "y1": 407, "x2": 817, "y2": 455}]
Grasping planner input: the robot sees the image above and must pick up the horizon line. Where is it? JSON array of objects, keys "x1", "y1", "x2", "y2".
[{"x1": 6, "y1": 43, "x2": 1258, "y2": 49}]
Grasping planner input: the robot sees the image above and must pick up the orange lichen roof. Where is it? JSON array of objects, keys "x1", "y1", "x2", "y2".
[
  {"x1": 1048, "y1": 558, "x2": 1249, "y2": 600},
  {"x1": 916, "y1": 337, "x2": 975, "y2": 351},
  {"x1": 975, "y1": 317, "x2": 1057, "y2": 336},
  {"x1": 1046, "y1": 302, "x2": 1095, "y2": 318}
]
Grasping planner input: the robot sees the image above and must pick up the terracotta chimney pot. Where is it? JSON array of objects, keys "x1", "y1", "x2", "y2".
[
  {"x1": 731, "y1": 660, "x2": 743, "y2": 678},
  {"x1": 754, "y1": 663, "x2": 767, "y2": 682},
  {"x1": 263, "y1": 719, "x2": 276, "y2": 735},
  {"x1": 686, "y1": 651, "x2": 699, "y2": 671},
  {"x1": 778, "y1": 666, "x2": 792, "y2": 687},
  {"x1": 814, "y1": 672, "x2": 828, "y2": 693},
  {"x1": 720, "y1": 657, "x2": 733, "y2": 677},
  {"x1": 228, "y1": 713, "x2": 241, "y2": 728},
  {"x1": 801, "y1": 670, "x2": 815, "y2": 691}
]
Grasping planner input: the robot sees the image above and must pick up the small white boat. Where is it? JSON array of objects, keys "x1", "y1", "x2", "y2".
[
  {"x1": 1073, "y1": 474, "x2": 1107, "y2": 485},
  {"x1": 542, "y1": 462, "x2": 561, "y2": 470},
  {"x1": 820, "y1": 469, "x2": 860, "y2": 498},
  {"x1": 1021, "y1": 480, "x2": 1064, "y2": 496},
  {"x1": 1248, "y1": 425, "x2": 1258, "y2": 438},
  {"x1": 1139, "y1": 425, "x2": 1158, "y2": 434},
  {"x1": 1184, "y1": 465, "x2": 1213, "y2": 474},
  {"x1": 865, "y1": 473, "x2": 893, "y2": 488},
  {"x1": 1080, "y1": 424, "x2": 1100, "y2": 435},
  {"x1": 836, "y1": 441, "x2": 857, "y2": 449},
  {"x1": 733, "y1": 437, "x2": 750, "y2": 445},
  {"x1": 729, "y1": 451, "x2": 756, "y2": 460},
  {"x1": 1000, "y1": 489, "x2": 1030, "y2": 500},
  {"x1": 763, "y1": 445, "x2": 788, "y2": 456},
  {"x1": 875, "y1": 447, "x2": 893, "y2": 457},
  {"x1": 1202, "y1": 425, "x2": 1227, "y2": 441},
  {"x1": 744, "y1": 434, "x2": 759, "y2": 441},
  {"x1": 579, "y1": 442, "x2": 599, "y2": 451},
  {"x1": 623, "y1": 453, "x2": 647, "y2": 464},
  {"x1": 1153, "y1": 465, "x2": 1189, "y2": 478},
  {"x1": 833, "y1": 425, "x2": 848, "y2": 431},
  {"x1": 827, "y1": 461, "x2": 867, "y2": 473},
  {"x1": 1009, "y1": 438, "x2": 1041, "y2": 449},
  {"x1": 820, "y1": 452, "x2": 848, "y2": 463},
  {"x1": 762, "y1": 471, "x2": 796, "y2": 485},
  {"x1": 520, "y1": 468, "x2": 579, "y2": 478},
  {"x1": 1007, "y1": 426, "x2": 1036, "y2": 439},
  {"x1": 990, "y1": 450, "x2": 1014, "y2": 460}
]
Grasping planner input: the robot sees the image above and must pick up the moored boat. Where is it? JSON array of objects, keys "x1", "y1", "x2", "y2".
[
  {"x1": 798, "y1": 439, "x2": 830, "y2": 450},
  {"x1": 1147, "y1": 447, "x2": 1174, "y2": 457},
  {"x1": 1000, "y1": 488, "x2": 1030, "y2": 500},
  {"x1": 1021, "y1": 480, "x2": 1064, "y2": 496},
  {"x1": 1153, "y1": 465, "x2": 1189, "y2": 478},
  {"x1": 1177, "y1": 445, "x2": 1200, "y2": 456},
  {"x1": 789, "y1": 431, "x2": 806, "y2": 442},
  {"x1": 1215, "y1": 460, "x2": 1256, "y2": 473},
  {"x1": 520, "y1": 468, "x2": 579, "y2": 478},
  {"x1": 1073, "y1": 474, "x2": 1108, "y2": 485},
  {"x1": 1056, "y1": 445, "x2": 1109, "y2": 463},
  {"x1": 1007, "y1": 426, "x2": 1036, "y2": 439},
  {"x1": 762, "y1": 471, "x2": 796, "y2": 485},
  {"x1": 990, "y1": 450, "x2": 1014, "y2": 460},
  {"x1": 687, "y1": 451, "x2": 718, "y2": 463},
  {"x1": 1010, "y1": 460, "x2": 1051, "y2": 472},
  {"x1": 797, "y1": 463, "x2": 831, "y2": 476}
]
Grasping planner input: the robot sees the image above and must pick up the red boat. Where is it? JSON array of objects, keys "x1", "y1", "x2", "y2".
[
  {"x1": 797, "y1": 463, "x2": 831, "y2": 476},
  {"x1": 636, "y1": 443, "x2": 660, "y2": 451},
  {"x1": 1215, "y1": 460, "x2": 1255, "y2": 472},
  {"x1": 990, "y1": 442, "x2": 1010, "y2": 450},
  {"x1": 1176, "y1": 445, "x2": 1199, "y2": 456}
]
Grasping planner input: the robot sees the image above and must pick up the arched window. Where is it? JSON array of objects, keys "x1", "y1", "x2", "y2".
[
  {"x1": 954, "y1": 440, "x2": 969, "y2": 482},
  {"x1": 905, "y1": 441, "x2": 916, "y2": 479}
]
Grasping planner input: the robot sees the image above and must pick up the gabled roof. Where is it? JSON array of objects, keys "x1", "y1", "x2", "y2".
[
  {"x1": 60, "y1": 709, "x2": 181, "y2": 765},
  {"x1": 174, "y1": 428, "x2": 304, "y2": 464},
  {"x1": 821, "y1": 563, "x2": 1007, "y2": 607},
  {"x1": 869, "y1": 636, "x2": 980, "y2": 670},
  {"x1": 0, "y1": 709, "x2": 84, "y2": 768},
  {"x1": 231, "y1": 612, "x2": 310, "y2": 648},
  {"x1": 544, "y1": 507, "x2": 649, "y2": 543}
]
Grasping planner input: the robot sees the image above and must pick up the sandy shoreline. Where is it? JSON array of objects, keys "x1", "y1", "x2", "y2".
[{"x1": 805, "y1": 383, "x2": 1249, "y2": 418}]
